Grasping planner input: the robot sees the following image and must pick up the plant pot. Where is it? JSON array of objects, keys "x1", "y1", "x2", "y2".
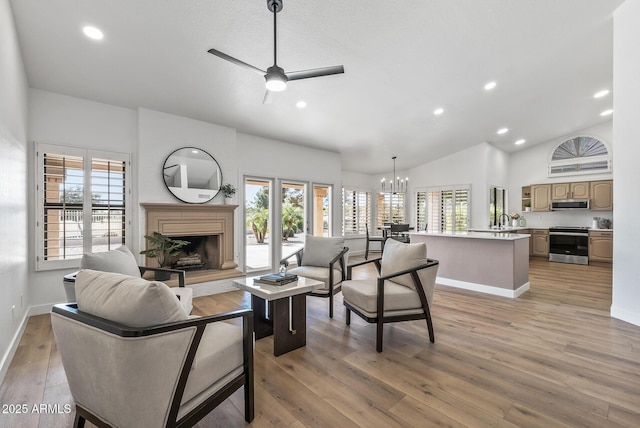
[
  {"x1": 512, "y1": 219, "x2": 518, "y2": 228},
  {"x1": 224, "y1": 197, "x2": 232, "y2": 204},
  {"x1": 524, "y1": 207, "x2": 531, "y2": 212},
  {"x1": 154, "y1": 270, "x2": 172, "y2": 281}
]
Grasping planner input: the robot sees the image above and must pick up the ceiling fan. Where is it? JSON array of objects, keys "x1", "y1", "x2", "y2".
[{"x1": 207, "y1": 0, "x2": 344, "y2": 104}]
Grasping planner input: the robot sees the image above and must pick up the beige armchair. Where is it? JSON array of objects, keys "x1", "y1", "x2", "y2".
[
  {"x1": 284, "y1": 235, "x2": 349, "y2": 318},
  {"x1": 341, "y1": 239, "x2": 439, "y2": 352},
  {"x1": 51, "y1": 269, "x2": 254, "y2": 428},
  {"x1": 65, "y1": 245, "x2": 193, "y2": 314}
]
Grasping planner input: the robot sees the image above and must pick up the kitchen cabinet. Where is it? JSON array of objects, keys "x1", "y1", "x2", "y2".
[
  {"x1": 590, "y1": 180, "x2": 613, "y2": 211},
  {"x1": 589, "y1": 230, "x2": 613, "y2": 263},
  {"x1": 531, "y1": 185, "x2": 551, "y2": 211},
  {"x1": 531, "y1": 229, "x2": 549, "y2": 257},
  {"x1": 552, "y1": 182, "x2": 589, "y2": 200}
]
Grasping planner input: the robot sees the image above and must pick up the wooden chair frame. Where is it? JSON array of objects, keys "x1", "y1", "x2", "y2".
[
  {"x1": 51, "y1": 303, "x2": 254, "y2": 428},
  {"x1": 344, "y1": 258, "x2": 439, "y2": 352},
  {"x1": 365, "y1": 223, "x2": 386, "y2": 260},
  {"x1": 283, "y1": 246, "x2": 349, "y2": 318}
]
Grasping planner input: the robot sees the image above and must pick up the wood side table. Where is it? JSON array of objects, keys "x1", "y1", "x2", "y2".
[{"x1": 233, "y1": 276, "x2": 323, "y2": 356}]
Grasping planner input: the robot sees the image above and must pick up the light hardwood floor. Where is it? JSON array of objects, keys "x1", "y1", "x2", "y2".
[{"x1": 1, "y1": 258, "x2": 639, "y2": 427}]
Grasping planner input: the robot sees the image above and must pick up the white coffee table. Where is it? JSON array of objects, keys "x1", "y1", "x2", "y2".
[{"x1": 234, "y1": 276, "x2": 323, "y2": 356}]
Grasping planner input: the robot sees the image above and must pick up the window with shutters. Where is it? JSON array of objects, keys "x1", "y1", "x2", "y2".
[
  {"x1": 342, "y1": 188, "x2": 371, "y2": 235},
  {"x1": 426, "y1": 186, "x2": 470, "y2": 232},
  {"x1": 416, "y1": 191, "x2": 427, "y2": 231},
  {"x1": 376, "y1": 192, "x2": 405, "y2": 226},
  {"x1": 36, "y1": 143, "x2": 130, "y2": 271},
  {"x1": 548, "y1": 136, "x2": 611, "y2": 177}
]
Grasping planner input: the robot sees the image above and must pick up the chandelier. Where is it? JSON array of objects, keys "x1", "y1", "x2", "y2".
[{"x1": 381, "y1": 156, "x2": 408, "y2": 193}]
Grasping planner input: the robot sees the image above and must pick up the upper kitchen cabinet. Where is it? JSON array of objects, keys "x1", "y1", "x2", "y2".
[
  {"x1": 590, "y1": 180, "x2": 613, "y2": 211},
  {"x1": 531, "y1": 184, "x2": 551, "y2": 211},
  {"x1": 551, "y1": 182, "x2": 589, "y2": 200}
]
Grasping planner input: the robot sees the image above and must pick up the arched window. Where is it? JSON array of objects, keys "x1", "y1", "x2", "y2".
[{"x1": 548, "y1": 136, "x2": 611, "y2": 176}]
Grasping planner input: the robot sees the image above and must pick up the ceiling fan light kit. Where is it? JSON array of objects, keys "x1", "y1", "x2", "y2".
[{"x1": 207, "y1": 0, "x2": 344, "y2": 103}]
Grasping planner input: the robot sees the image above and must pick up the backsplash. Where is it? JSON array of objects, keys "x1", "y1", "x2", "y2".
[{"x1": 516, "y1": 210, "x2": 613, "y2": 229}]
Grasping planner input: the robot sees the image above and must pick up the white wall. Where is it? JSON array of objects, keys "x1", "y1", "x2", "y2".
[
  {"x1": 611, "y1": 0, "x2": 640, "y2": 326},
  {"x1": 508, "y1": 121, "x2": 613, "y2": 228},
  {"x1": 409, "y1": 142, "x2": 501, "y2": 229},
  {"x1": 0, "y1": 0, "x2": 29, "y2": 381},
  {"x1": 27, "y1": 89, "x2": 138, "y2": 306}
]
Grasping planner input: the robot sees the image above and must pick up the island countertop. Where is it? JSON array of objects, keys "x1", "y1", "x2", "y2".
[{"x1": 409, "y1": 230, "x2": 530, "y2": 240}]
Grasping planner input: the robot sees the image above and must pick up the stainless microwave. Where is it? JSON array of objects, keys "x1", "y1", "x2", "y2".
[{"x1": 550, "y1": 199, "x2": 590, "y2": 210}]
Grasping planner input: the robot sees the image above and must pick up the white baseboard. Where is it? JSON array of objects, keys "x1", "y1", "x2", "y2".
[
  {"x1": 436, "y1": 277, "x2": 530, "y2": 298},
  {"x1": 0, "y1": 301, "x2": 56, "y2": 386},
  {"x1": 610, "y1": 305, "x2": 640, "y2": 327}
]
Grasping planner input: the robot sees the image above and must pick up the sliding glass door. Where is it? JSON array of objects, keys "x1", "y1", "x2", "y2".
[
  {"x1": 313, "y1": 184, "x2": 331, "y2": 237},
  {"x1": 281, "y1": 181, "x2": 307, "y2": 262},
  {"x1": 244, "y1": 178, "x2": 272, "y2": 272},
  {"x1": 244, "y1": 177, "x2": 333, "y2": 272}
]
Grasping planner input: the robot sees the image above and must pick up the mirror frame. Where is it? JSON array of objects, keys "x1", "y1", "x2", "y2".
[{"x1": 162, "y1": 147, "x2": 223, "y2": 204}]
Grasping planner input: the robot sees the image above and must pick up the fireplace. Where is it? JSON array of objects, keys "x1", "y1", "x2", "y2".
[{"x1": 141, "y1": 203, "x2": 243, "y2": 284}]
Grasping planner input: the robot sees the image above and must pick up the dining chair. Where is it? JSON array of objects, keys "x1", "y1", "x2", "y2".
[{"x1": 365, "y1": 223, "x2": 386, "y2": 260}]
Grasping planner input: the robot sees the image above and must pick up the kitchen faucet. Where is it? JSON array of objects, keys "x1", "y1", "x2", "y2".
[{"x1": 499, "y1": 213, "x2": 510, "y2": 228}]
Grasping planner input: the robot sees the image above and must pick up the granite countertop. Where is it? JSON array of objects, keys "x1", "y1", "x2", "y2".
[{"x1": 409, "y1": 231, "x2": 530, "y2": 240}]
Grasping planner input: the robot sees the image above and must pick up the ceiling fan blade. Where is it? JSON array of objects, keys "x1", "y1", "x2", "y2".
[
  {"x1": 286, "y1": 65, "x2": 344, "y2": 81},
  {"x1": 262, "y1": 89, "x2": 274, "y2": 104},
  {"x1": 207, "y1": 48, "x2": 266, "y2": 75}
]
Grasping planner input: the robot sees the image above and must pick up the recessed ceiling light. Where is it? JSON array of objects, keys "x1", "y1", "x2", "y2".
[
  {"x1": 594, "y1": 89, "x2": 610, "y2": 99},
  {"x1": 433, "y1": 108, "x2": 444, "y2": 115},
  {"x1": 497, "y1": 127, "x2": 509, "y2": 135},
  {"x1": 484, "y1": 81, "x2": 497, "y2": 91},
  {"x1": 515, "y1": 139, "x2": 525, "y2": 145},
  {"x1": 82, "y1": 26, "x2": 104, "y2": 40},
  {"x1": 600, "y1": 109, "x2": 613, "y2": 116},
  {"x1": 296, "y1": 101, "x2": 307, "y2": 109}
]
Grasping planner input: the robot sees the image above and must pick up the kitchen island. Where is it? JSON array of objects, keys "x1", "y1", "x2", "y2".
[{"x1": 409, "y1": 231, "x2": 530, "y2": 298}]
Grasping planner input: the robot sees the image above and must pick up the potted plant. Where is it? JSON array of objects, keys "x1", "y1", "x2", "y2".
[
  {"x1": 220, "y1": 183, "x2": 236, "y2": 204},
  {"x1": 524, "y1": 201, "x2": 531, "y2": 212},
  {"x1": 140, "y1": 232, "x2": 190, "y2": 280}
]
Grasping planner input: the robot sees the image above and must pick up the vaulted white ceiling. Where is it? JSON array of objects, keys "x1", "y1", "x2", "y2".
[{"x1": 9, "y1": 0, "x2": 622, "y2": 174}]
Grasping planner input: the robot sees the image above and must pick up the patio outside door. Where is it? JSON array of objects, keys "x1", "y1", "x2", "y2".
[
  {"x1": 312, "y1": 184, "x2": 331, "y2": 237},
  {"x1": 281, "y1": 181, "x2": 307, "y2": 263},
  {"x1": 244, "y1": 178, "x2": 272, "y2": 272}
]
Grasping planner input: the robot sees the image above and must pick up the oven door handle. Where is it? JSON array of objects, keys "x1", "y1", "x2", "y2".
[{"x1": 549, "y1": 232, "x2": 588, "y2": 237}]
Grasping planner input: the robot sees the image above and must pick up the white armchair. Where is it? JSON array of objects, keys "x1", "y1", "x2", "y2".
[
  {"x1": 342, "y1": 239, "x2": 439, "y2": 352},
  {"x1": 64, "y1": 245, "x2": 193, "y2": 314},
  {"x1": 51, "y1": 269, "x2": 254, "y2": 427},
  {"x1": 284, "y1": 235, "x2": 349, "y2": 318}
]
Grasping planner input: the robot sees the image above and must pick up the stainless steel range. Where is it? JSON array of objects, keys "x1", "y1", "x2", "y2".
[{"x1": 548, "y1": 226, "x2": 589, "y2": 265}]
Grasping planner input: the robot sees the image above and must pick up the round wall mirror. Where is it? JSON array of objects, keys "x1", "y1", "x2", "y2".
[{"x1": 162, "y1": 147, "x2": 222, "y2": 204}]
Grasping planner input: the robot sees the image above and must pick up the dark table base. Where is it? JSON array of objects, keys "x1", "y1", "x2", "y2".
[{"x1": 251, "y1": 294, "x2": 307, "y2": 356}]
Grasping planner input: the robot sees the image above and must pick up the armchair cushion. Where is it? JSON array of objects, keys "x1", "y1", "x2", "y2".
[
  {"x1": 380, "y1": 239, "x2": 427, "y2": 290},
  {"x1": 301, "y1": 235, "x2": 345, "y2": 268},
  {"x1": 287, "y1": 266, "x2": 343, "y2": 292},
  {"x1": 75, "y1": 269, "x2": 188, "y2": 327},
  {"x1": 341, "y1": 279, "x2": 422, "y2": 314},
  {"x1": 181, "y1": 321, "x2": 244, "y2": 404},
  {"x1": 80, "y1": 245, "x2": 141, "y2": 277}
]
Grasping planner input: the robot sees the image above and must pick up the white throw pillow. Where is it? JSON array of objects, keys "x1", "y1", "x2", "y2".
[
  {"x1": 301, "y1": 235, "x2": 345, "y2": 268},
  {"x1": 75, "y1": 269, "x2": 188, "y2": 327},
  {"x1": 80, "y1": 245, "x2": 141, "y2": 278},
  {"x1": 380, "y1": 239, "x2": 428, "y2": 289}
]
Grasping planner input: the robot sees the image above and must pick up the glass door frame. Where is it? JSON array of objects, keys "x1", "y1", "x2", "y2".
[{"x1": 243, "y1": 176, "x2": 275, "y2": 274}]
